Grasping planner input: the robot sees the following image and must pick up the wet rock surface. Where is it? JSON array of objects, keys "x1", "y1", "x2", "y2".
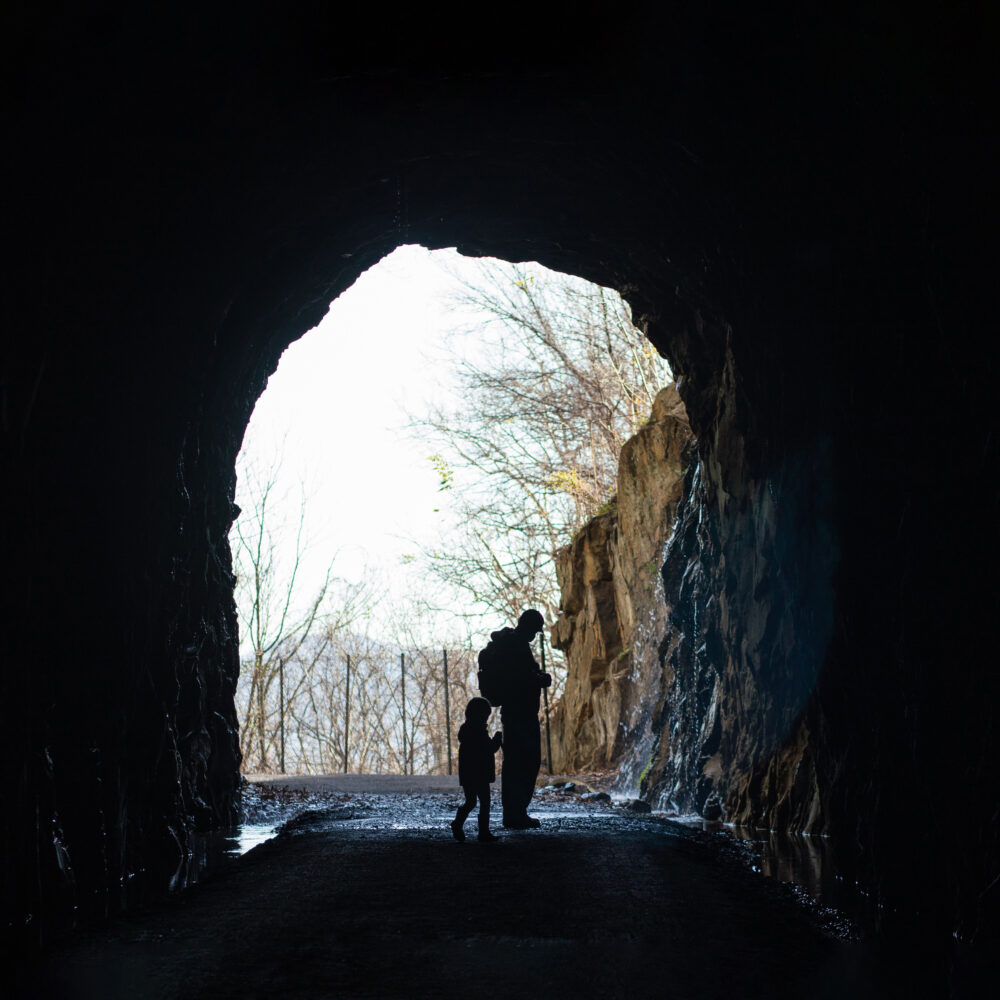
[
  {"x1": 20, "y1": 790, "x2": 893, "y2": 1000},
  {"x1": 550, "y1": 385, "x2": 692, "y2": 773}
]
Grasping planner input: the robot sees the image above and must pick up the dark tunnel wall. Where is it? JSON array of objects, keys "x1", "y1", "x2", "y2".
[{"x1": 2, "y1": 2, "x2": 997, "y2": 946}]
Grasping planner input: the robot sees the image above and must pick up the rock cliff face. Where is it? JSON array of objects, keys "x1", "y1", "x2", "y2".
[
  {"x1": 553, "y1": 378, "x2": 838, "y2": 833},
  {"x1": 550, "y1": 386, "x2": 692, "y2": 773}
]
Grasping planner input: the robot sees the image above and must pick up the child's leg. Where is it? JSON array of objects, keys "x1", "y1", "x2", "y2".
[
  {"x1": 476, "y1": 784, "x2": 492, "y2": 834},
  {"x1": 453, "y1": 787, "x2": 476, "y2": 835}
]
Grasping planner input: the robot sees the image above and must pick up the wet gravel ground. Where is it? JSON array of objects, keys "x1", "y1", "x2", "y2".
[{"x1": 13, "y1": 785, "x2": 948, "y2": 999}]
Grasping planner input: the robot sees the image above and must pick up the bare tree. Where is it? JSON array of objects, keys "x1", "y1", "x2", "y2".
[
  {"x1": 412, "y1": 258, "x2": 671, "y2": 674},
  {"x1": 382, "y1": 596, "x2": 482, "y2": 774},
  {"x1": 232, "y1": 545, "x2": 482, "y2": 776},
  {"x1": 230, "y1": 455, "x2": 373, "y2": 772},
  {"x1": 273, "y1": 626, "x2": 480, "y2": 776}
]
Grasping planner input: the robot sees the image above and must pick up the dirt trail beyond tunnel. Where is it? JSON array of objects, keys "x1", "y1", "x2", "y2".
[{"x1": 24, "y1": 787, "x2": 887, "y2": 999}]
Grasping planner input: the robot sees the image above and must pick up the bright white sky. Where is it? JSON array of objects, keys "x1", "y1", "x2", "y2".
[{"x1": 233, "y1": 245, "x2": 491, "y2": 631}]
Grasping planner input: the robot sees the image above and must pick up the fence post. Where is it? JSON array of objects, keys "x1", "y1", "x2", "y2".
[
  {"x1": 443, "y1": 648, "x2": 452, "y2": 775},
  {"x1": 400, "y1": 651, "x2": 407, "y2": 775},
  {"x1": 278, "y1": 657, "x2": 285, "y2": 775},
  {"x1": 541, "y1": 632, "x2": 553, "y2": 775},
  {"x1": 344, "y1": 654, "x2": 351, "y2": 774}
]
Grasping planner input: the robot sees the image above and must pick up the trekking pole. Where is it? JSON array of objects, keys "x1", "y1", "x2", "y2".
[
  {"x1": 344, "y1": 654, "x2": 351, "y2": 774},
  {"x1": 443, "y1": 648, "x2": 453, "y2": 776},
  {"x1": 400, "y1": 652, "x2": 407, "y2": 775},
  {"x1": 541, "y1": 630, "x2": 553, "y2": 775},
  {"x1": 279, "y1": 657, "x2": 285, "y2": 775}
]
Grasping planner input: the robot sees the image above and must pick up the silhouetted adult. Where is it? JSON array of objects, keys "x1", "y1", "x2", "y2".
[{"x1": 480, "y1": 609, "x2": 551, "y2": 829}]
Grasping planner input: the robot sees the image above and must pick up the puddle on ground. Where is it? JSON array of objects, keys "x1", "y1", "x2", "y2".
[
  {"x1": 168, "y1": 823, "x2": 279, "y2": 892},
  {"x1": 235, "y1": 822, "x2": 278, "y2": 854},
  {"x1": 164, "y1": 782, "x2": 306, "y2": 891},
  {"x1": 670, "y1": 814, "x2": 866, "y2": 937},
  {"x1": 725, "y1": 825, "x2": 837, "y2": 900}
]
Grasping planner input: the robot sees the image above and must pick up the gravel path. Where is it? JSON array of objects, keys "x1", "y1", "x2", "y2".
[
  {"x1": 245, "y1": 773, "x2": 464, "y2": 794},
  {"x1": 19, "y1": 785, "x2": 887, "y2": 999},
  {"x1": 244, "y1": 773, "x2": 615, "y2": 794}
]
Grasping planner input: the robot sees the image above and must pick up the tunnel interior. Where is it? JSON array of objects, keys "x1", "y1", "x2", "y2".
[{"x1": 2, "y1": 1, "x2": 997, "y2": 953}]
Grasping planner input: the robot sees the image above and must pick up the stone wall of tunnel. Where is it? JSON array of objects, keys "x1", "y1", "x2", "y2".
[{"x1": 2, "y1": 3, "x2": 997, "y2": 946}]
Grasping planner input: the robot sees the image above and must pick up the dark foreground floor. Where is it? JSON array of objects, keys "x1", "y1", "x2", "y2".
[{"x1": 14, "y1": 793, "x2": 912, "y2": 999}]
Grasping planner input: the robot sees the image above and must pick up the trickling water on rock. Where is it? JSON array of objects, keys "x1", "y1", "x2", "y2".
[
  {"x1": 552, "y1": 379, "x2": 841, "y2": 834},
  {"x1": 550, "y1": 385, "x2": 692, "y2": 779}
]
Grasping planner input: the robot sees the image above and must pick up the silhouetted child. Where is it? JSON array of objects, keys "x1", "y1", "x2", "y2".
[{"x1": 450, "y1": 696, "x2": 503, "y2": 843}]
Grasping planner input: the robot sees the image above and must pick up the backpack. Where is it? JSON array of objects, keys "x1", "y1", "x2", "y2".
[{"x1": 477, "y1": 630, "x2": 511, "y2": 707}]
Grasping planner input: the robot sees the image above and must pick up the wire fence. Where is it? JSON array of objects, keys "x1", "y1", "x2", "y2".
[{"x1": 238, "y1": 643, "x2": 490, "y2": 776}]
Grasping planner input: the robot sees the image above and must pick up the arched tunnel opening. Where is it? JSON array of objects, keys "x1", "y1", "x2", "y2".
[
  {"x1": 228, "y1": 244, "x2": 641, "y2": 779},
  {"x1": 3, "y1": 3, "x2": 997, "y2": 993},
  {"x1": 228, "y1": 243, "x2": 706, "y2": 801}
]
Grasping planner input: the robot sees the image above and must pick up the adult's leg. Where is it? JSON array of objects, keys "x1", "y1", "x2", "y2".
[
  {"x1": 524, "y1": 716, "x2": 541, "y2": 805},
  {"x1": 501, "y1": 713, "x2": 540, "y2": 824},
  {"x1": 500, "y1": 716, "x2": 525, "y2": 822},
  {"x1": 519, "y1": 716, "x2": 541, "y2": 821}
]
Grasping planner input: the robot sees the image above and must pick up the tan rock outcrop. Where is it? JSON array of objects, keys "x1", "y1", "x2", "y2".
[{"x1": 549, "y1": 385, "x2": 691, "y2": 772}]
